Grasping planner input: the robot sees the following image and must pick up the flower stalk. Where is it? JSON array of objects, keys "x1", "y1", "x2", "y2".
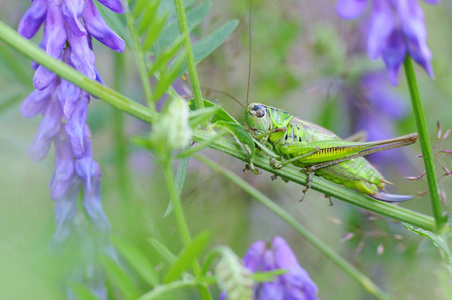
[
  {"x1": 404, "y1": 56, "x2": 444, "y2": 232},
  {"x1": 174, "y1": 0, "x2": 204, "y2": 110}
]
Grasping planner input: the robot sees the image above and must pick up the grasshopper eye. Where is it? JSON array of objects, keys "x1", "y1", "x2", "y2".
[{"x1": 256, "y1": 109, "x2": 266, "y2": 118}]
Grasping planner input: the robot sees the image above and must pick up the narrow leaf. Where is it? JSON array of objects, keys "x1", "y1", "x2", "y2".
[
  {"x1": 137, "y1": 280, "x2": 198, "y2": 300},
  {"x1": 188, "y1": 99, "x2": 239, "y2": 124},
  {"x1": 403, "y1": 223, "x2": 452, "y2": 259},
  {"x1": 112, "y1": 236, "x2": 159, "y2": 287},
  {"x1": 158, "y1": 0, "x2": 196, "y2": 16},
  {"x1": 188, "y1": 106, "x2": 219, "y2": 127},
  {"x1": 153, "y1": 51, "x2": 186, "y2": 101},
  {"x1": 148, "y1": 33, "x2": 186, "y2": 76},
  {"x1": 164, "y1": 231, "x2": 210, "y2": 283},
  {"x1": 149, "y1": 238, "x2": 177, "y2": 264},
  {"x1": 215, "y1": 121, "x2": 255, "y2": 160},
  {"x1": 164, "y1": 153, "x2": 190, "y2": 217},
  {"x1": 175, "y1": 20, "x2": 239, "y2": 77},
  {"x1": 158, "y1": 2, "x2": 211, "y2": 50},
  {"x1": 100, "y1": 255, "x2": 138, "y2": 299},
  {"x1": 68, "y1": 282, "x2": 102, "y2": 300},
  {"x1": 142, "y1": 12, "x2": 169, "y2": 52},
  {"x1": 137, "y1": 0, "x2": 162, "y2": 36}
]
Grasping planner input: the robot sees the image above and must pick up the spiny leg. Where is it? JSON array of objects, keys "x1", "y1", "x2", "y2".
[{"x1": 299, "y1": 168, "x2": 313, "y2": 202}]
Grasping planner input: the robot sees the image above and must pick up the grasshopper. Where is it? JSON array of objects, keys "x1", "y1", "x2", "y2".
[{"x1": 244, "y1": 103, "x2": 419, "y2": 202}]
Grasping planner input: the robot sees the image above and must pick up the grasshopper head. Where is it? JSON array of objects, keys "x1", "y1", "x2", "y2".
[{"x1": 245, "y1": 103, "x2": 272, "y2": 132}]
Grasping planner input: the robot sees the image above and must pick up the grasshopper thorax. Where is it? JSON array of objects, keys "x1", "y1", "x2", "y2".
[{"x1": 245, "y1": 103, "x2": 273, "y2": 132}]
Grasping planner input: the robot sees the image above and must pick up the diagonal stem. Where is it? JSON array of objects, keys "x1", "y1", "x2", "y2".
[
  {"x1": 403, "y1": 56, "x2": 444, "y2": 232},
  {"x1": 195, "y1": 154, "x2": 389, "y2": 300}
]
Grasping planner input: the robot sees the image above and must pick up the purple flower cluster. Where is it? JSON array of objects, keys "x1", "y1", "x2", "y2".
[
  {"x1": 336, "y1": 0, "x2": 439, "y2": 85},
  {"x1": 241, "y1": 236, "x2": 318, "y2": 300},
  {"x1": 18, "y1": 0, "x2": 125, "y2": 239}
]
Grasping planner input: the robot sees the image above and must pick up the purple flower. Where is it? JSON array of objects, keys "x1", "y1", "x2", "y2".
[
  {"x1": 18, "y1": 0, "x2": 125, "y2": 238},
  {"x1": 238, "y1": 236, "x2": 318, "y2": 300},
  {"x1": 336, "y1": 0, "x2": 438, "y2": 85}
]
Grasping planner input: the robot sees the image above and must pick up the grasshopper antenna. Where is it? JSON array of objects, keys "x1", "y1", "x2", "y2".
[
  {"x1": 203, "y1": 87, "x2": 245, "y2": 109},
  {"x1": 246, "y1": 0, "x2": 252, "y2": 106}
]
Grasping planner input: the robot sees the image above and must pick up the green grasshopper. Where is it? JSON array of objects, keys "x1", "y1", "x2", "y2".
[{"x1": 244, "y1": 102, "x2": 419, "y2": 202}]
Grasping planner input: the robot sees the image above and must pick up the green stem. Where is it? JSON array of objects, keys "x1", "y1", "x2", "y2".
[
  {"x1": 192, "y1": 130, "x2": 436, "y2": 232},
  {"x1": 138, "y1": 280, "x2": 201, "y2": 300},
  {"x1": 196, "y1": 155, "x2": 389, "y2": 300},
  {"x1": 0, "y1": 20, "x2": 154, "y2": 123},
  {"x1": 124, "y1": 8, "x2": 156, "y2": 114},
  {"x1": 403, "y1": 57, "x2": 444, "y2": 232},
  {"x1": 0, "y1": 18, "x2": 435, "y2": 240},
  {"x1": 173, "y1": 0, "x2": 204, "y2": 110},
  {"x1": 161, "y1": 161, "x2": 212, "y2": 300}
]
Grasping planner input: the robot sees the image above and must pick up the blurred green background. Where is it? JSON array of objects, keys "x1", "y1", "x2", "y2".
[{"x1": 1, "y1": 0, "x2": 452, "y2": 299}]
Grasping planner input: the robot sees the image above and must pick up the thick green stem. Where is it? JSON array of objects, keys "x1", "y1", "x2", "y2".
[
  {"x1": 403, "y1": 57, "x2": 444, "y2": 232},
  {"x1": 193, "y1": 130, "x2": 436, "y2": 231},
  {"x1": 0, "y1": 20, "x2": 437, "y2": 295},
  {"x1": 1, "y1": 22, "x2": 433, "y2": 231},
  {"x1": 173, "y1": 0, "x2": 204, "y2": 110},
  {"x1": 0, "y1": 20, "x2": 154, "y2": 123},
  {"x1": 124, "y1": 9, "x2": 156, "y2": 114},
  {"x1": 196, "y1": 155, "x2": 389, "y2": 300}
]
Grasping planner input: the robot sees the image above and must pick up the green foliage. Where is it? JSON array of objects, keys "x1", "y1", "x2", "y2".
[
  {"x1": 68, "y1": 282, "x2": 102, "y2": 300},
  {"x1": 149, "y1": 238, "x2": 178, "y2": 264},
  {"x1": 164, "y1": 231, "x2": 210, "y2": 283},
  {"x1": 404, "y1": 223, "x2": 452, "y2": 273},
  {"x1": 2, "y1": 0, "x2": 452, "y2": 299},
  {"x1": 112, "y1": 237, "x2": 159, "y2": 288},
  {"x1": 100, "y1": 255, "x2": 138, "y2": 299}
]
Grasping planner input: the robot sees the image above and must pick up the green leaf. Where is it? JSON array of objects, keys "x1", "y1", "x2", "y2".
[
  {"x1": 188, "y1": 106, "x2": 220, "y2": 127},
  {"x1": 137, "y1": 280, "x2": 198, "y2": 300},
  {"x1": 148, "y1": 34, "x2": 186, "y2": 76},
  {"x1": 132, "y1": 136, "x2": 153, "y2": 150},
  {"x1": 164, "y1": 153, "x2": 190, "y2": 217},
  {"x1": 149, "y1": 238, "x2": 177, "y2": 264},
  {"x1": 137, "y1": 0, "x2": 162, "y2": 36},
  {"x1": 68, "y1": 282, "x2": 102, "y2": 300},
  {"x1": 100, "y1": 255, "x2": 138, "y2": 299},
  {"x1": 112, "y1": 237, "x2": 159, "y2": 288},
  {"x1": 215, "y1": 121, "x2": 255, "y2": 160},
  {"x1": 164, "y1": 231, "x2": 210, "y2": 283},
  {"x1": 158, "y1": 0, "x2": 196, "y2": 16},
  {"x1": 142, "y1": 11, "x2": 169, "y2": 52},
  {"x1": 188, "y1": 99, "x2": 239, "y2": 124},
  {"x1": 175, "y1": 20, "x2": 239, "y2": 77},
  {"x1": 158, "y1": 2, "x2": 211, "y2": 50},
  {"x1": 403, "y1": 223, "x2": 452, "y2": 259},
  {"x1": 153, "y1": 50, "x2": 186, "y2": 101}
]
